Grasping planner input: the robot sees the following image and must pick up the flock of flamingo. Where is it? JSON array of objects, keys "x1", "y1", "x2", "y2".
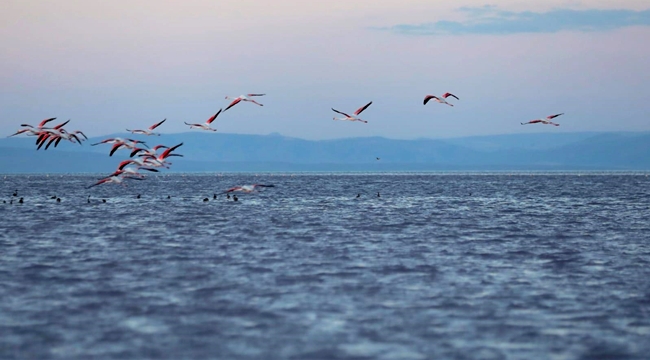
[{"x1": 7, "y1": 92, "x2": 564, "y2": 196}]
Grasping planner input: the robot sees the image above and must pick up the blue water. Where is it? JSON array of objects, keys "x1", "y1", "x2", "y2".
[{"x1": 1, "y1": 173, "x2": 649, "y2": 359}]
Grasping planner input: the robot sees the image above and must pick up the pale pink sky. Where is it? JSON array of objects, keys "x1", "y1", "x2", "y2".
[{"x1": 0, "y1": 0, "x2": 648, "y2": 139}]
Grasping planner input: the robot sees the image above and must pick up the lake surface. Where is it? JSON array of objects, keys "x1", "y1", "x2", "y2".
[{"x1": 1, "y1": 173, "x2": 649, "y2": 359}]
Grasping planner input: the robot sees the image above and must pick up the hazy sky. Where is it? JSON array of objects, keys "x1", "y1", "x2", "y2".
[{"x1": 1, "y1": 0, "x2": 648, "y2": 139}]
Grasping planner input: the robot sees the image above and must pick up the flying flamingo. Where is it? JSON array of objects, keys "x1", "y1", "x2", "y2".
[
  {"x1": 130, "y1": 145, "x2": 169, "y2": 158},
  {"x1": 109, "y1": 141, "x2": 144, "y2": 156},
  {"x1": 87, "y1": 175, "x2": 144, "y2": 189},
  {"x1": 126, "y1": 118, "x2": 166, "y2": 136},
  {"x1": 39, "y1": 129, "x2": 84, "y2": 150},
  {"x1": 219, "y1": 184, "x2": 275, "y2": 194},
  {"x1": 224, "y1": 94, "x2": 265, "y2": 111},
  {"x1": 184, "y1": 109, "x2": 222, "y2": 131},
  {"x1": 34, "y1": 119, "x2": 71, "y2": 146},
  {"x1": 91, "y1": 138, "x2": 147, "y2": 147},
  {"x1": 103, "y1": 160, "x2": 159, "y2": 179},
  {"x1": 137, "y1": 142, "x2": 184, "y2": 168},
  {"x1": 521, "y1": 113, "x2": 564, "y2": 126},
  {"x1": 331, "y1": 101, "x2": 372, "y2": 123},
  {"x1": 8, "y1": 128, "x2": 43, "y2": 137},
  {"x1": 423, "y1": 93, "x2": 459, "y2": 106}
]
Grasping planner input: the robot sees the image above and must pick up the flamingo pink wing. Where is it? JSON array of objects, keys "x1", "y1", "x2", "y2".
[
  {"x1": 206, "y1": 109, "x2": 223, "y2": 124},
  {"x1": 149, "y1": 118, "x2": 166, "y2": 130},
  {"x1": 423, "y1": 95, "x2": 437, "y2": 105},
  {"x1": 37, "y1": 117, "x2": 57, "y2": 127},
  {"x1": 224, "y1": 98, "x2": 241, "y2": 111},
  {"x1": 354, "y1": 101, "x2": 372, "y2": 115}
]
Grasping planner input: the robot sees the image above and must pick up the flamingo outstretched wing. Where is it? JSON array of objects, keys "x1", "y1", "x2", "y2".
[
  {"x1": 224, "y1": 98, "x2": 241, "y2": 111},
  {"x1": 423, "y1": 95, "x2": 438, "y2": 105},
  {"x1": 443, "y1": 92, "x2": 459, "y2": 100},
  {"x1": 160, "y1": 142, "x2": 183, "y2": 159},
  {"x1": 546, "y1": 113, "x2": 564, "y2": 119},
  {"x1": 53, "y1": 119, "x2": 70, "y2": 129},
  {"x1": 206, "y1": 109, "x2": 222, "y2": 124},
  {"x1": 37, "y1": 117, "x2": 57, "y2": 128},
  {"x1": 354, "y1": 101, "x2": 372, "y2": 115},
  {"x1": 331, "y1": 108, "x2": 351, "y2": 118},
  {"x1": 149, "y1": 118, "x2": 166, "y2": 130},
  {"x1": 247, "y1": 93, "x2": 265, "y2": 97}
]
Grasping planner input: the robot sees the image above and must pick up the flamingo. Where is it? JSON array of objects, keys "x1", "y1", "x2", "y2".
[
  {"x1": 423, "y1": 92, "x2": 459, "y2": 106},
  {"x1": 87, "y1": 175, "x2": 144, "y2": 189},
  {"x1": 8, "y1": 128, "x2": 44, "y2": 137},
  {"x1": 331, "y1": 101, "x2": 372, "y2": 123},
  {"x1": 103, "y1": 161, "x2": 159, "y2": 179},
  {"x1": 108, "y1": 140, "x2": 150, "y2": 156},
  {"x1": 137, "y1": 142, "x2": 183, "y2": 168},
  {"x1": 130, "y1": 145, "x2": 169, "y2": 158},
  {"x1": 91, "y1": 138, "x2": 147, "y2": 147},
  {"x1": 184, "y1": 109, "x2": 222, "y2": 131},
  {"x1": 118, "y1": 158, "x2": 166, "y2": 169},
  {"x1": 39, "y1": 129, "x2": 83, "y2": 150},
  {"x1": 126, "y1": 118, "x2": 166, "y2": 136},
  {"x1": 521, "y1": 113, "x2": 564, "y2": 126},
  {"x1": 34, "y1": 119, "x2": 71, "y2": 146},
  {"x1": 219, "y1": 184, "x2": 275, "y2": 194},
  {"x1": 224, "y1": 94, "x2": 265, "y2": 111}
]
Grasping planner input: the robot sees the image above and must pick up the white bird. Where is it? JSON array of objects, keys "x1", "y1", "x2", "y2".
[
  {"x1": 423, "y1": 92, "x2": 459, "y2": 106},
  {"x1": 521, "y1": 113, "x2": 564, "y2": 126},
  {"x1": 219, "y1": 184, "x2": 275, "y2": 194},
  {"x1": 185, "y1": 110, "x2": 222, "y2": 131},
  {"x1": 331, "y1": 101, "x2": 372, "y2": 123},
  {"x1": 224, "y1": 94, "x2": 265, "y2": 111},
  {"x1": 126, "y1": 118, "x2": 166, "y2": 136}
]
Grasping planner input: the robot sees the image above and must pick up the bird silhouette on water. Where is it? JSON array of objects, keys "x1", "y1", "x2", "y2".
[
  {"x1": 203, "y1": 198, "x2": 209, "y2": 202},
  {"x1": 233, "y1": 195, "x2": 238, "y2": 202},
  {"x1": 12, "y1": 190, "x2": 17, "y2": 197},
  {"x1": 136, "y1": 194, "x2": 141, "y2": 199},
  {"x1": 213, "y1": 194, "x2": 217, "y2": 200},
  {"x1": 56, "y1": 198, "x2": 61, "y2": 202},
  {"x1": 356, "y1": 194, "x2": 360, "y2": 198},
  {"x1": 18, "y1": 197, "x2": 23, "y2": 204},
  {"x1": 377, "y1": 192, "x2": 380, "y2": 198}
]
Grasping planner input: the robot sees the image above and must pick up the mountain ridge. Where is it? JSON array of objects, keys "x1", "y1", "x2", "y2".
[{"x1": 1, "y1": 131, "x2": 648, "y2": 172}]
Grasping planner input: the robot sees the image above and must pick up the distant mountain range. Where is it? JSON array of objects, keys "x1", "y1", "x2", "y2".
[{"x1": 1, "y1": 131, "x2": 648, "y2": 173}]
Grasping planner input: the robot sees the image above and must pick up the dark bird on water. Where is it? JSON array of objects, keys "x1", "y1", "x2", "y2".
[
  {"x1": 233, "y1": 195, "x2": 238, "y2": 202},
  {"x1": 136, "y1": 194, "x2": 141, "y2": 199},
  {"x1": 56, "y1": 198, "x2": 61, "y2": 202},
  {"x1": 377, "y1": 192, "x2": 380, "y2": 198},
  {"x1": 18, "y1": 197, "x2": 23, "y2": 204},
  {"x1": 356, "y1": 194, "x2": 360, "y2": 198},
  {"x1": 213, "y1": 194, "x2": 217, "y2": 200}
]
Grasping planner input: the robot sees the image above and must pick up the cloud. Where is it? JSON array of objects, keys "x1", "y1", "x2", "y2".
[{"x1": 384, "y1": 7, "x2": 650, "y2": 35}]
